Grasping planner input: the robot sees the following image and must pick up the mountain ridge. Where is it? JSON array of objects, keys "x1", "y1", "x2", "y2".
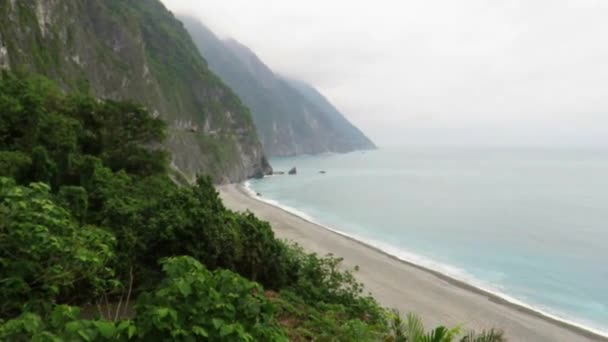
[{"x1": 179, "y1": 15, "x2": 376, "y2": 157}]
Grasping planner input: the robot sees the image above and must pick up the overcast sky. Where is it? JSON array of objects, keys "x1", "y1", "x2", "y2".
[{"x1": 161, "y1": 0, "x2": 608, "y2": 147}]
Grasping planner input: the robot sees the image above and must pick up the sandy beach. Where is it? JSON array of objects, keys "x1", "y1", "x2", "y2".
[{"x1": 219, "y1": 184, "x2": 607, "y2": 342}]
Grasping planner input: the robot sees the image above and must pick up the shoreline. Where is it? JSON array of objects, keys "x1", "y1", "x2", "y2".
[
  {"x1": 238, "y1": 182, "x2": 608, "y2": 341},
  {"x1": 220, "y1": 182, "x2": 608, "y2": 342}
]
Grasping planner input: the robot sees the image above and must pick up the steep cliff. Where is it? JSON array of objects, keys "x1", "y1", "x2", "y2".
[
  {"x1": 281, "y1": 76, "x2": 377, "y2": 153},
  {"x1": 180, "y1": 16, "x2": 376, "y2": 157},
  {"x1": 0, "y1": 0, "x2": 271, "y2": 183}
]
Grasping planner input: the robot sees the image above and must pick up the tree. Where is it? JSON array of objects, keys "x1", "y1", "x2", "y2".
[
  {"x1": 29, "y1": 146, "x2": 56, "y2": 185},
  {"x1": 0, "y1": 151, "x2": 31, "y2": 182},
  {"x1": 0, "y1": 71, "x2": 62, "y2": 151},
  {"x1": 57, "y1": 186, "x2": 89, "y2": 224}
]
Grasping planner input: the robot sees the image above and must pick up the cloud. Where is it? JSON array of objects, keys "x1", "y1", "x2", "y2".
[{"x1": 162, "y1": 0, "x2": 608, "y2": 146}]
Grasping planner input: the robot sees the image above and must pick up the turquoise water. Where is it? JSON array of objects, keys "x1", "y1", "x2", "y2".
[{"x1": 248, "y1": 147, "x2": 608, "y2": 335}]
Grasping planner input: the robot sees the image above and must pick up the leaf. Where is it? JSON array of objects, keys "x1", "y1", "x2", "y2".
[
  {"x1": 175, "y1": 279, "x2": 192, "y2": 297},
  {"x1": 156, "y1": 307, "x2": 170, "y2": 318},
  {"x1": 65, "y1": 321, "x2": 81, "y2": 333},
  {"x1": 93, "y1": 321, "x2": 117, "y2": 339},
  {"x1": 419, "y1": 326, "x2": 454, "y2": 342},
  {"x1": 220, "y1": 324, "x2": 235, "y2": 337},
  {"x1": 211, "y1": 318, "x2": 224, "y2": 329},
  {"x1": 406, "y1": 313, "x2": 425, "y2": 340},
  {"x1": 77, "y1": 330, "x2": 93, "y2": 342},
  {"x1": 117, "y1": 320, "x2": 131, "y2": 331},
  {"x1": 192, "y1": 326, "x2": 208, "y2": 337},
  {"x1": 128, "y1": 325, "x2": 137, "y2": 339},
  {"x1": 20, "y1": 313, "x2": 42, "y2": 333}
]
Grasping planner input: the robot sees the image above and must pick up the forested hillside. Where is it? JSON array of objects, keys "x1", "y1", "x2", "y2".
[{"x1": 0, "y1": 73, "x2": 385, "y2": 340}]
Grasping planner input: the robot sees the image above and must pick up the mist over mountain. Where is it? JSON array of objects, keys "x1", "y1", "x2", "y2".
[{"x1": 179, "y1": 16, "x2": 375, "y2": 157}]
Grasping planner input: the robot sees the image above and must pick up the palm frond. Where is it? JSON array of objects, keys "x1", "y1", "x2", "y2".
[
  {"x1": 406, "y1": 312, "x2": 426, "y2": 341},
  {"x1": 389, "y1": 309, "x2": 408, "y2": 342},
  {"x1": 460, "y1": 329, "x2": 505, "y2": 342},
  {"x1": 420, "y1": 326, "x2": 450, "y2": 342}
]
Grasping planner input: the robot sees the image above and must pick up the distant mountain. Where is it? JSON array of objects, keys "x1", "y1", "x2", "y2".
[
  {"x1": 0, "y1": 0, "x2": 271, "y2": 183},
  {"x1": 179, "y1": 16, "x2": 376, "y2": 157}
]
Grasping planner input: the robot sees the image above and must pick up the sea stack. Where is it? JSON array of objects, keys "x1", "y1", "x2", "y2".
[{"x1": 288, "y1": 167, "x2": 297, "y2": 175}]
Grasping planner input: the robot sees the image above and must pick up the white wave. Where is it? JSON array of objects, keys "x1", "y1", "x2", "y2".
[
  {"x1": 244, "y1": 181, "x2": 318, "y2": 222},
  {"x1": 242, "y1": 181, "x2": 608, "y2": 338}
]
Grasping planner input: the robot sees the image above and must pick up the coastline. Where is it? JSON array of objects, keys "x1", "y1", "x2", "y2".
[
  {"x1": 239, "y1": 182, "x2": 608, "y2": 340},
  {"x1": 219, "y1": 182, "x2": 608, "y2": 342}
]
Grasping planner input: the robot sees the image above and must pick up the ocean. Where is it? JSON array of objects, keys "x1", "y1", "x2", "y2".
[{"x1": 247, "y1": 147, "x2": 608, "y2": 336}]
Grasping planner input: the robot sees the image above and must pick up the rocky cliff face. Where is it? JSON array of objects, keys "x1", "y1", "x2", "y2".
[
  {"x1": 180, "y1": 16, "x2": 376, "y2": 157},
  {"x1": 0, "y1": 0, "x2": 271, "y2": 183}
]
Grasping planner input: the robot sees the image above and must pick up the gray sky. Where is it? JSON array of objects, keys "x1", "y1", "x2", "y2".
[{"x1": 161, "y1": 0, "x2": 608, "y2": 147}]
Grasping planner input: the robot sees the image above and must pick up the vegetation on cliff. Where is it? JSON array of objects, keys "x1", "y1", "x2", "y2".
[{"x1": 0, "y1": 0, "x2": 270, "y2": 182}]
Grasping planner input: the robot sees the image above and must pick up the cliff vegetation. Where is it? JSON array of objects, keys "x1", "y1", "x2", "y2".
[{"x1": 0, "y1": 0, "x2": 271, "y2": 182}]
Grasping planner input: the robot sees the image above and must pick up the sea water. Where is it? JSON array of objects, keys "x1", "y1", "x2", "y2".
[{"x1": 247, "y1": 147, "x2": 608, "y2": 335}]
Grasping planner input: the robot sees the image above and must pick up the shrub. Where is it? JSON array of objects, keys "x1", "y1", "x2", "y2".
[
  {"x1": 286, "y1": 246, "x2": 385, "y2": 325},
  {"x1": 0, "y1": 178, "x2": 116, "y2": 317},
  {"x1": 135, "y1": 256, "x2": 288, "y2": 341},
  {"x1": 0, "y1": 305, "x2": 136, "y2": 341}
]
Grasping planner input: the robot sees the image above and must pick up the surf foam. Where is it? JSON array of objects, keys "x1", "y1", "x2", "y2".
[{"x1": 243, "y1": 180, "x2": 608, "y2": 338}]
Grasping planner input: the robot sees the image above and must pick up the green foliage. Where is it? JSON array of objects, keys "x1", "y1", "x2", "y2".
[
  {"x1": 57, "y1": 186, "x2": 89, "y2": 224},
  {"x1": 285, "y1": 247, "x2": 385, "y2": 325},
  {"x1": 233, "y1": 212, "x2": 297, "y2": 286},
  {"x1": 460, "y1": 329, "x2": 506, "y2": 342},
  {"x1": 37, "y1": 111, "x2": 80, "y2": 161},
  {"x1": 387, "y1": 312, "x2": 505, "y2": 342},
  {"x1": 30, "y1": 146, "x2": 57, "y2": 186},
  {"x1": 135, "y1": 256, "x2": 288, "y2": 341},
  {"x1": 263, "y1": 246, "x2": 387, "y2": 341},
  {"x1": 0, "y1": 72, "x2": 169, "y2": 188},
  {"x1": 139, "y1": 176, "x2": 236, "y2": 271},
  {"x1": 271, "y1": 290, "x2": 385, "y2": 342},
  {"x1": 0, "y1": 305, "x2": 136, "y2": 341},
  {"x1": 0, "y1": 151, "x2": 31, "y2": 182},
  {"x1": 65, "y1": 98, "x2": 168, "y2": 177},
  {"x1": 0, "y1": 178, "x2": 116, "y2": 317},
  {"x1": 136, "y1": 176, "x2": 297, "y2": 290},
  {"x1": 0, "y1": 72, "x2": 62, "y2": 151},
  {"x1": 194, "y1": 134, "x2": 242, "y2": 177},
  {"x1": 0, "y1": 71, "x2": 504, "y2": 341}
]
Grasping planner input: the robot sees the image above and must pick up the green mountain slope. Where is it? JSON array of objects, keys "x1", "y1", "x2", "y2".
[
  {"x1": 179, "y1": 16, "x2": 376, "y2": 157},
  {"x1": 0, "y1": 0, "x2": 271, "y2": 182}
]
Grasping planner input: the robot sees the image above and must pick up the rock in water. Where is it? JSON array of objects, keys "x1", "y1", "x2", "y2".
[
  {"x1": 288, "y1": 167, "x2": 297, "y2": 175},
  {"x1": 319, "y1": 170, "x2": 326, "y2": 174}
]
